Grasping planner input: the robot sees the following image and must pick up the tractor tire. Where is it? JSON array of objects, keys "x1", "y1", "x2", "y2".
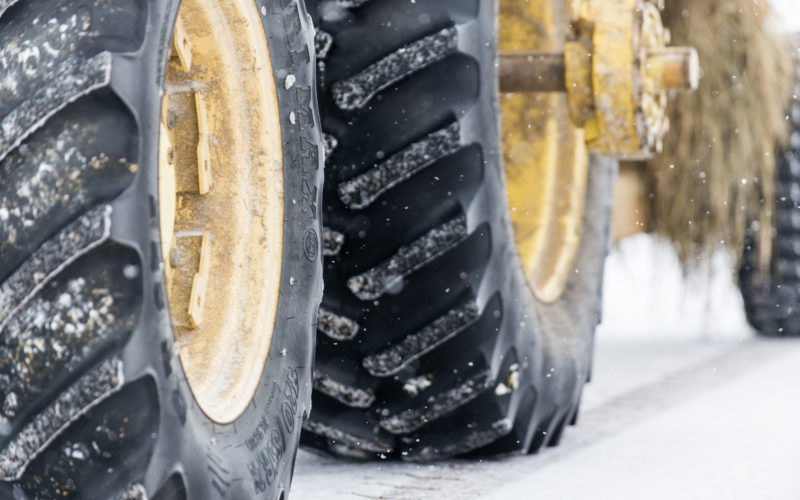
[
  {"x1": 740, "y1": 56, "x2": 800, "y2": 337},
  {"x1": 303, "y1": 0, "x2": 615, "y2": 461},
  {"x1": 0, "y1": 0, "x2": 322, "y2": 498}
]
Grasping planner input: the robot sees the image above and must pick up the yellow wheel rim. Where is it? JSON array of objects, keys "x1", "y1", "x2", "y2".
[
  {"x1": 499, "y1": 0, "x2": 589, "y2": 303},
  {"x1": 158, "y1": 0, "x2": 284, "y2": 424}
]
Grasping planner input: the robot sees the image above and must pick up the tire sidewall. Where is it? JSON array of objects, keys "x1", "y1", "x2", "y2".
[{"x1": 110, "y1": 0, "x2": 323, "y2": 497}]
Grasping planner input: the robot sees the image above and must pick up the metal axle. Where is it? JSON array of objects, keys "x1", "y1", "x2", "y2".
[
  {"x1": 499, "y1": 52, "x2": 566, "y2": 93},
  {"x1": 499, "y1": 47, "x2": 699, "y2": 93}
]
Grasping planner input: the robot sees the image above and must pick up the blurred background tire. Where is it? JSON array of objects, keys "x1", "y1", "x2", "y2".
[{"x1": 740, "y1": 39, "x2": 800, "y2": 337}]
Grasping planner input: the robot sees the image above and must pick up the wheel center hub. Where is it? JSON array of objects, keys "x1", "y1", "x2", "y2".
[{"x1": 158, "y1": 0, "x2": 284, "y2": 424}]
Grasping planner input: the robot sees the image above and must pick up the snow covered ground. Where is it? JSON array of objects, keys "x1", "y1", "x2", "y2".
[{"x1": 292, "y1": 235, "x2": 800, "y2": 499}]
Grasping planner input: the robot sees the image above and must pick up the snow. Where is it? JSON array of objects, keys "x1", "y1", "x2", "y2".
[
  {"x1": 770, "y1": 0, "x2": 800, "y2": 34},
  {"x1": 596, "y1": 234, "x2": 751, "y2": 341},
  {"x1": 294, "y1": 335, "x2": 800, "y2": 499},
  {"x1": 486, "y1": 341, "x2": 800, "y2": 500}
]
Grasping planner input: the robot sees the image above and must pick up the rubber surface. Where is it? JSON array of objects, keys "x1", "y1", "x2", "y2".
[
  {"x1": 0, "y1": 0, "x2": 323, "y2": 498},
  {"x1": 303, "y1": 0, "x2": 615, "y2": 461},
  {"x1": 740, "y1": 54, "x2": 800, "y2": 337}
]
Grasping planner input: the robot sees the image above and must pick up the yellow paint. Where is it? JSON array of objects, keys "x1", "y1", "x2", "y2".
[
  {"x1": 188, "y1": 231, "x2": 211, "y2": 329},
  {"x1": 158, "y1": 0, "x2": 284, "y2": 424},
  {"x1": 172, "y1": 15, "x2": 193, "y2": 71},
  {"x1": 561, "y1": 0, "x2": 680, "y2": 157},
  {"x1": 643, "y1": 48, "x2": 699, "y2": 93},
  {"x1": 582, "y1": 0, "x2": 643, "y2": 156},
  {"x1": 500, "y1": 0, "x2": 588, "y2": 303},
  {"x1": 564, "y1": 29, "x2": 594, "y2": 127},
  {"x1": 193, "y1": 91, "x2": 212, "y2": 194},
  {"x1": 158, "y1": 123, "x2": 176, "y2": 273},
  {"x1": 611, "y1": 162, "x2": 650, "y2": 240}
]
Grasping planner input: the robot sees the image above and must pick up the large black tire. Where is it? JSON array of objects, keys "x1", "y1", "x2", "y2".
[
  {"x1": 302, "y1": 0, "x2": 615, "y2": 460},
  {"x1": 0, "y1": 0, "x2": 322, "y2": 498},
  {"x1": 740, "y1": 51, "x2": 800, "y2": 337}
]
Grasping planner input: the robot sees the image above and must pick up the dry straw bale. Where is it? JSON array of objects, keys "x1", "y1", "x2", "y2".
[{"x1": 646, "y1": 0, "x2": 793, "y2": 268}]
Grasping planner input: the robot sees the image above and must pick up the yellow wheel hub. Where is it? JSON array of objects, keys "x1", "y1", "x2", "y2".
[
  {"x1": 500, "y1": 0, "x2": 588, "y2": 303},
  {"x1": 499, "y1": 0, "x2": 698, "y2": 303},
  {"x1": 158, "y1": 0, "x2": 283, "y2": 424}
]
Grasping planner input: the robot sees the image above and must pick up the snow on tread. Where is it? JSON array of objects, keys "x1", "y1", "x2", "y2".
[
  {"x1": 0, "y1": 0, "x2": 154, "y2": 495},
  {"x1": 315, "y1": 30, "x2": 333, "y2": 60},
  {"x1": 15, "y1": 377, "x2": 159, "y2": 497},
  {"x1": 379, "y1": 371, "x2": 492, "y2": 434},
  {"x1": 0, "y1": 109, "x2": 136, "y2": 275},
  {"x1": 322, "y1": 227, "x2": 345, "y2": 257},
  {"x1": 322, "y1": 133, "x2": 338, "y2": 160},
  {"x1": 407, "y1": 419, "x2": 513, "y2": 462},
  {"x1": 0, "y1": 273, "x2": 135, "y2": 425},
  {"x1": 302, "y1": 420, "x2": 393, "y2": 454},
  {"x1": 0, "y1": 5, "x2": 96, "y2": 108},
  {"x1": 346, "y1": 214, "x2": 469, "y2": 301},
  {"x1": 363, "y1": 299, "x2": 480, "y2": 377},
  {"x1": 0, "y1": 206, "x2": 111, "y2": 331},
  {"x1": 0, "y1": 357, "x2": 123, "y2": 480},
  {"x1": 110, "y1": 483, "x2": 147, "y2": 500},
  {"x1": 331, "y1": 26, "x2": 459, "y2": 111},
  {"x1": 317, "y1": 307, "x2": 360, "y2": 340},
  {"x1": 313, "y1": 374, "x2": 375, "y2": 409},
  {"x1": 337, "y1": 0, "x2": 371, "y2": 8},
  {"x1": 0, "y1": 0, "x2": 18, "y2": 19},
  {"x1": 0, "y1": 52, "x2": 112, "y2": 163},
  {"x1": 337, "y1": 123, "x2": 461, "y2": 210}
]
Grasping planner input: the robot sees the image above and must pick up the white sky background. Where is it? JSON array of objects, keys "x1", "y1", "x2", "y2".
[{"x1": 770, "y1": 0, "x2": 800, "y2": 33}]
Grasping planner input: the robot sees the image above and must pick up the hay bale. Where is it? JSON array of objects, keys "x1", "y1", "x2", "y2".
[{"x1": 645, "y1": 0, "x2": 793, "y2": 268}]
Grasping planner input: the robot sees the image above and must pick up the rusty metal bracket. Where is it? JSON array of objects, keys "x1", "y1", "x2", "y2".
[
  {"x1": 499, "y1": 0, "x2": 699, "y2": 158},
  {"x1": 188, "y1": 231, "x2": 211, "y2": 329},
  {"x1": 173, "y1": 15, "x2": 193, "y2": 71},
  {"x1": 194, "y1": 91, "x2": 213, "y2": 194}
]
